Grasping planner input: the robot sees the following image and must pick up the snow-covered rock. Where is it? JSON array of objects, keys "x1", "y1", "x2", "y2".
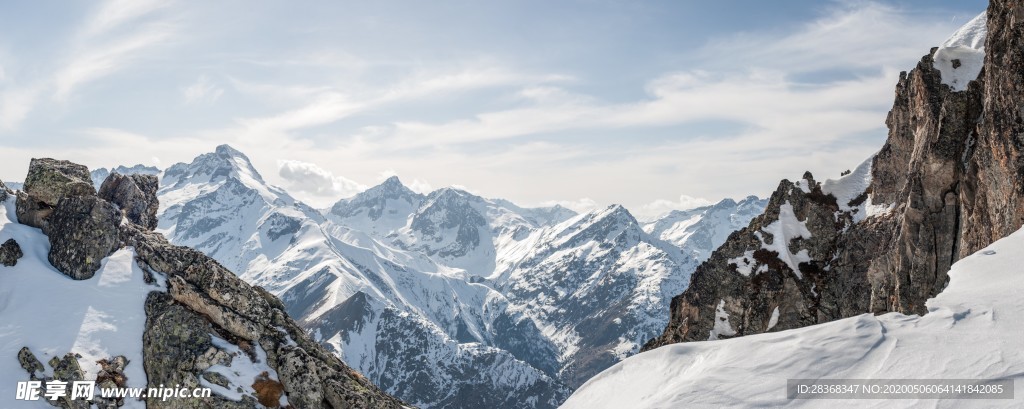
[{"x1": 933, "y1": 11, "x2": 986, "y2": 92}]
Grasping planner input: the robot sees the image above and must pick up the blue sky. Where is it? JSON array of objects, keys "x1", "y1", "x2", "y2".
[{"x1": 0, "y1": 0, "x2": 988, "y2": 218}]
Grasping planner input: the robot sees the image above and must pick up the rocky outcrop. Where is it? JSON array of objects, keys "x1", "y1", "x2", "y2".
[
  {"x1": 645, "y1": 4, "x2": 1017, "y2": 350},
  {"x1": 17, "y1": 347, "x2": 44, "y2": 379},
  {"x1": 98, "y1": 172, "x2": 159, "y2": 230},
  {"x1": 46, "y1": 196, "x2": 122, "y2": 280},
  {"x1": 15, "y1": 158, "x2": 95, "y2": 231},
  {"x1": 10, "y1": 156, "x2": 408, "y2": 408},
  {"x1": 124, "y1": 223, "x2": 407, "y2": 408},
  {"x1": 0, "y1": 238, "x2": 23, "y2": 267},
  {"x1": 0, "y1": 179, "x2": 10, "y2": 201},
  {"x1": 959, "y1": 0, "x2": 1024, "y2": 255},
  {"x1": 16, "y1": 348, "x2": 90, "y2": 409}
]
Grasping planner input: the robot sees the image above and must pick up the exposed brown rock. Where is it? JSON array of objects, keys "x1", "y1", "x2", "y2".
[{"x1": 646, "y1": 5, "x2": 1017, "y2": 350}]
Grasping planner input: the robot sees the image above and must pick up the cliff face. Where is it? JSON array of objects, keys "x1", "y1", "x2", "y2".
[{"x1": 645, "y1": 2, "x2": 1020, "y2": 349}]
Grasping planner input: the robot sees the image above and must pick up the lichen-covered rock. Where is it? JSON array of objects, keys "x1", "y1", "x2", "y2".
[
  {"x1": 17, "y1": 347, "x2": 44, "y2": 379},
  {"x1": 123, "y1": 224, "x2": 409, "y2": 408},
  {"x1": 98, "y1": 172, "x2": 159, "y2": 230},
  {"x1": 15, "y1": 158, "x2": 95, "y2": 230},
  {"x1": 645, "y1": 6, "x2": 1024, "y2": 351},
  {"x1": 46, "y1": 196, "x2": 122, "y2": 280},
  {"x1": 46, "y1": 353, "x2": 90, "y2": 409},
  {"x1": 0, "y1": 238, "x2": 23, "y2": 267}
]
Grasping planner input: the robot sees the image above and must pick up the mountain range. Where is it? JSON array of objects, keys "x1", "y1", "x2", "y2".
[{"x1": 89, "y1": 144, "x2": 764, "y2": 408}]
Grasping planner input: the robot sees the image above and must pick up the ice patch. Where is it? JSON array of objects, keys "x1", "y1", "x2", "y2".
[
  {"x1": 766, "y1": 306, "x2": 780, "y2": 331},
  {"x1": 727, "y1": 250, "x2": 756, "y2": 277},
  {"x1": 708, "y1": 300, "x2": 736, "y2": 341},
  {"x1": 757, "y1": 201, "x2": 812, "y2": 278}
]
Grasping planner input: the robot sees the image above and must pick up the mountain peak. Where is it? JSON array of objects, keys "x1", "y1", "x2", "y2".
[{"x1": 214, "y1": 144, "x2": 246, "y2": 158}]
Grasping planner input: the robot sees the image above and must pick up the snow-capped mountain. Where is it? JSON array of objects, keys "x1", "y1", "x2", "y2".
[
  {"x1": 495, "y1": 205, "x2": 695, "y2": 387},
  {"x1": 148, "y1": 144, "x2": 764, "y2": 407},
  {"x1": 643, "y1": 196, "x2": 768, "y2": 262},
  {"x1": 156, "y1": 146, "x2": 570, "y2": 408},
  {"x1": 327, "y1": 175, "x2": 424, "y2": 238}
]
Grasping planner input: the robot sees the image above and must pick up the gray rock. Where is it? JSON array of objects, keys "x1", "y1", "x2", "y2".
[
  {"x1": 0, "y1": 179, "x2": 10, "y2": 202},
  {"x1": 15, "y1": 158, "x2": 95, "y2": 231},
  {"x1": 45, "y1": 353, "x2": 90, "y2": 409},
  {"x1": 98, "y1": 172, "x2": 159, "y2": 230},
  {"x1": 46, "y1": 196, "x2": 122, "y2": 280},
  {"x1": 121, "y1": 223, "x2": 409, "y2": 408},
  {"x1": 0, "y1": 238, "x2": 22, "y2": 267}
]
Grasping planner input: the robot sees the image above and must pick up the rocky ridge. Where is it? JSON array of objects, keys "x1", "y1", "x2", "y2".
[
  {"x1": 7, "y1": 158, "x2": 406, "y2": 408},
  {"x1": 645, "y1": 3, "x2": 1020, "y2": 349}
]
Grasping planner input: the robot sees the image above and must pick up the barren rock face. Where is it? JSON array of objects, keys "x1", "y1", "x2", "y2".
[
  {"x1": 15, "y1": 158, "x2": 95, "y2": 231},
  {"x1": 46, "y1": 196, "x2": 122, "y2": 280},
  {"x1": 98, "y1": 172, "x2": 160, "y2": 230},
  {"x1": 645, "y1": 5, "x2": 1021, "y2": 350}
]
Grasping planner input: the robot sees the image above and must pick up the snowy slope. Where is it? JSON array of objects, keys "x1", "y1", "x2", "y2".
[
  {"x1": 562, "y1": 226, "x2": 1024, "y2": 409},
  {"x1": 326, "y1": 175, "x2": 424, "y2": 238},
  {"x1": 0, "y1": 197, "x2": 162, "y2": 408},
  {"x1": 392, "y1": 187, "x2": 575, "y2": 278},
  {"x1": 493, "y1": 207, "x2": 696, "y2": 389},
  {"x1": 933, "y1": 11, "x2": 987, "y2": 92},
  {"x1": 643, "y1": 196, "x2": 767, "y2": 261}
]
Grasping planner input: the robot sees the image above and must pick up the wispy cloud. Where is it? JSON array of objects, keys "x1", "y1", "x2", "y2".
[
  {"x1": 277, "y1": 159, "x2": 366, "y2": 205},
  {"x1": 542, "y1": 198, "x2": 601, "y2": 215},
  {"x1": 55, "y1": 24, "x2": 174, "y2": 101},
  {"x1": 634, "y1": 195, "x2": 715, "y2": 221},
  {"x1": 230, "y1": 62, "x2": 572, "y2": 141},
  {"x1": 81, "y1": 0, "x2": 171, "y2": 39},
  {"x1": 181, "y1": 75, "x2": 223, "y2": 104}
]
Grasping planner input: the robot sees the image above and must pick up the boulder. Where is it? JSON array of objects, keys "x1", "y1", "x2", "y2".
[
  {"x1": 47, "y1": 196, "x2": 121, "y2": 280},
  {"x1": 15, "y1": 158, "x2": 95, "y2": 231},
  {"x1": 0, "y1": 179, "x2": 10, "y2": 202},
  {"x1": 98, "y1": 172, "x2": 159, "y2": 230},
  {"x1": 0, "y1": 238, "x2": 22, "y2": 267},
  {"x1": 122, "y1": 224, "x2": 408, "y2": 408},
  {"x1": 17, "y1": 347, "x2": 44, "y2": 379}
]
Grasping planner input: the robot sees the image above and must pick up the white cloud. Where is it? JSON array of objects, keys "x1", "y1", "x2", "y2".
[
  {"x1": 542, "y1": 198, "x2": 601, "y2": 215},
  {"x1": 182, "y1": 75, "x2": 223, "y2": 104},
  {"x1": 81, "y1": 0, "x2": 170, "y2": 39},
  {"x1": 55, "y1": 24, "x2": 173, "y2": 101},
  {"x1": 277, "y1": 159, "x2": 366, "y2": 205},
  {"x1": 0, "y1": 86, "x2": 41, "y2": 131},
  {"x1": 55, "y1": 0, "x2": 175, "y2": 101},
  {"x1": 699, "y1": 2, "x2": 954, "y2": 73},
  {"x1": 408, "y1": 179, "x2": 433, "y2": 194},
  {"x1": 634, "y1": 194, "x2": 715, "y2": 222}
]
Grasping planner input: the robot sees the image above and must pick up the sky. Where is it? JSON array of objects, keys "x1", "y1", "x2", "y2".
[{"x1": 0, "y1": 0, "x2": 989, "y2": 220}]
